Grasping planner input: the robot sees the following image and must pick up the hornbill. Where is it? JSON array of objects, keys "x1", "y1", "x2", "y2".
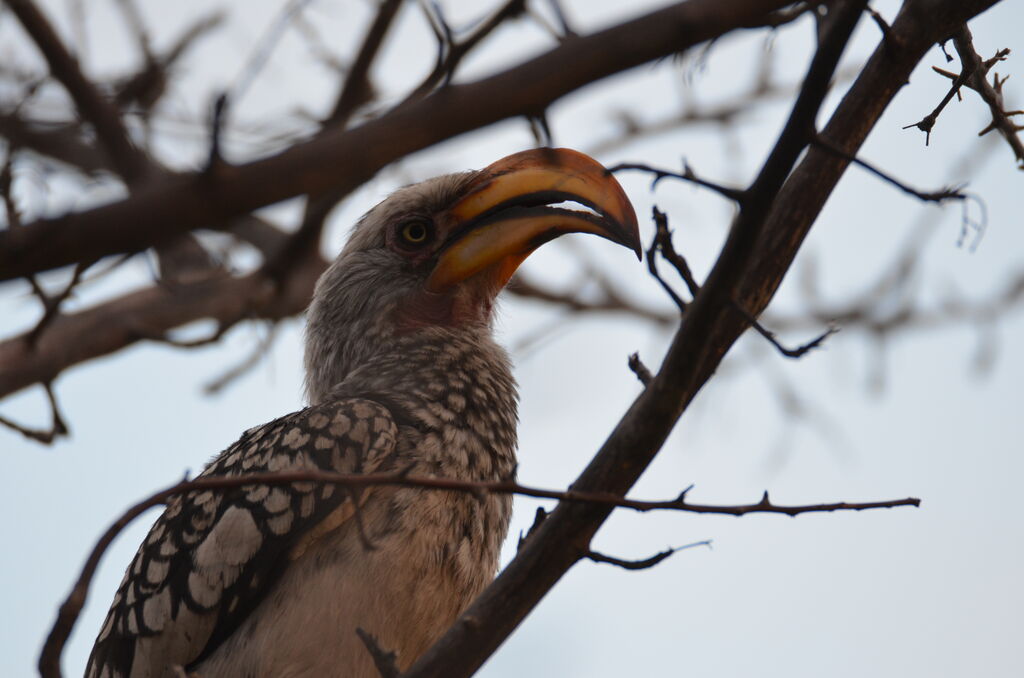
[{"x1": 85, "y1": 148, "x2": 640, "y2": 678}]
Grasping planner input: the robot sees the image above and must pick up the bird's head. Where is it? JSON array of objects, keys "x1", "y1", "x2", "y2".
[{"x1": 304, "y1": 148, "x2": 640, "y2": 403}]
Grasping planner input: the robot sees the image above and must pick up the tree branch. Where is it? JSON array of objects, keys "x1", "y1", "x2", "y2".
[
  {"x1": 6, "y1": 0, "x2": 150, "y2": 181},
  {"x1": 0, "y1": 0, "x2": 800, "y2": 283},
  {"x1": 586, "y1": 541, "x2": 712, "y2": 570},
  {"x1": 38, "y1": 466, "x2": 918, "y2": 678},
  {"x1": 355, "y1": 628, "x2": 400, "y2": 678},
  {"x1": 0, "y1": 255, "x2": 326, "y2": 400},
  {"x1": 402, "y1": 2, "x2": 1000, "y2": 677},
  {"x1": 324, "y1": 0, "x2": 403, "y2": 127},
  {"x1": 951, "y1": 26, "x2": 1024, "y2": 167}
]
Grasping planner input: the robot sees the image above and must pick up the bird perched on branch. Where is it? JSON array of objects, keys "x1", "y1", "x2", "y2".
[{"x1": 85, "y1": 148, "x2": 640, "y2": 678}]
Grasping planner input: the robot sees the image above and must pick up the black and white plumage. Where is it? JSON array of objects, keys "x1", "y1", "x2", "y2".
[{"x1": 85, "y1": 148, "x2": 639, "y2": 678}]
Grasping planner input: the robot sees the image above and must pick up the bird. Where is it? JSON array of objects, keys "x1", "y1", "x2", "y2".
[{"x1": 85, "y1": 147, "x2": 640, "y2": 678}]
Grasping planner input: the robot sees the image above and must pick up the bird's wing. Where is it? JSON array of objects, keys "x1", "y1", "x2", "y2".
[{"x1": 85, "y1": 398, "x2": 399, "y2": 678}]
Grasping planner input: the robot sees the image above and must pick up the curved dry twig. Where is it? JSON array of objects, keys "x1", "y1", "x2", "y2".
[{"x1": 39, "y1": 466, "x2": 918, "y2": 678}]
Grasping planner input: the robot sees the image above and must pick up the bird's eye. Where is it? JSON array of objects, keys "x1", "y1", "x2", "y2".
[{"x1": 398, "y1": 220, "x2": 432, "y2": 247}]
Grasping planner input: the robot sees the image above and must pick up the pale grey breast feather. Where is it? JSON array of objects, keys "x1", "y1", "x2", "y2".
[{"x1": 84, "y1": 399, "x2": 398, "y2": 678}]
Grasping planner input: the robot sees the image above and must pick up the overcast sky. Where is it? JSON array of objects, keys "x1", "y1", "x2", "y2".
[{"x1": 2, "y1": 1, "x2": 1023, "y2": 676}]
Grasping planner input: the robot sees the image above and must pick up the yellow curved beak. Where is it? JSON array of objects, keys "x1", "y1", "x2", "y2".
[{"x1": 425, "y1": 148, "x2": 641, "y2": 293}]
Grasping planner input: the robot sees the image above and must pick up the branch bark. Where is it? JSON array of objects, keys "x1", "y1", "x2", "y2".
[
  {"x1": 38, "y1": 468, "x2": 917, "y2": 678},
  {"x1": 402, "y1": 1, "x2": 1001, "y2": 677},
  {"x1": 0, "y1": 0, "x2": 796, "y2": 282},
  {"x1": 5, "y1": 0, "x2": 151, "y2": 182}
]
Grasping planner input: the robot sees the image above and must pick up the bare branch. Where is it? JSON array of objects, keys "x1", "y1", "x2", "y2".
[
  {"x1": 627, "y1": 352, "x2": 654, "y2": 386},
  {"x1": 405, "y1": 2, "x2": 1009, "y2": 675},
  {"x1": 407, "y1": 0, "x2": 528, "y2": 100},
  {"x1": 813, "y1": 134, "x2": 968, "y2": 202},
  {"x1": 325, "y1": 0, "x2": 404, "y2": 127},
  {"x1": 0, "y1": 380, "x2": 67, "y2": 443},
  {"x1": 651, "y1": 207, "x2": 701, "y2": 298},
  {"x1": 544, "y1": 0, "x2": 577, "y2": 38},
  {"x1": 586, "y1": 540, "x2": 712, "y2": 570},
  {"x1": 25, "y1": 262, "x2": 89, "y2": 347},
  {"x1": 202, "y1": 324, "x2": 279, "y2": 395},
  {"x1": 507, "y1": 273, "x2": 673, "y2": 326},
  {"x1": 588, "y1": 64, "x2": 862, "y2": 157},
  {"x1": 6, "y1": 0, "x2": 150, "y2": 181},
  {"x1": 646, "y1": 208, "x2": 689, "y2": 312},
  {"x1": 733, "y1": 300, "x2": 838, "y2": 358},
  {"x1": 38, "y1": 465, "x2": 920, "y2": 678},
  {"x1": 1, "y1": 0, "x2": 806, "y2": 283},
  {"x1": 951, "y1": 27, "x2": 1024, "y2": 167},
  {"x1": 356, "y1": 628, "x2": 400, "y2": 678},
  {"x1": 230, "y1": 0, "x2": 316, "y2": 106},
  {"x1": 0, "y1": 257, "x2": 326, "y2": 401},
  {"x1": 610, "y1": 161, "x2": 747, "y2": 202},
  {"x1": 0, "y1": 114, "x2": 111, "y2": 173}
]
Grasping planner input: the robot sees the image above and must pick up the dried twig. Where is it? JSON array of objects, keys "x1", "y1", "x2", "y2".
[
  {"x1": 611, "y1": 161, "x2": 746, "y2": 203},
  {"x1": 813, "y1": 134, "x2": 969, "y2": 202},
  {"x1": 326, "y1": 0, "x2": 404, "y2": 127},
  {"x1": 586, "y1": 540, "x2": 712, "y2": 570},
  {"x1": 356, "y1": 628, "x2": 401, "y2": 678},
  {"x1": 904, "y1": 27, "x2": 1021, "y2": 165},
  {"x1": 951, "y1": 27, "x2": 1024, "y2": 167},
  {"x1": 646, "y1": 209, "x2": 689, "y2": 313},
  {"x1": 407, "y1": 0, "x2": 527, "y2": 100},
  {"x1": 0, "y1": 380, "x2": 67, "y2": 443},
  {"x1": 627, "y1": 352, "x2": 654, "y2": 386},
  {"x1": 6, "y1": 0, "x2": 150, "y2": 181},
  {"x1": 202, "y1": 323, "x2": 279, "y2": 395},
  {"x1": 651, "y1": 207, "x2": 701, "y2": 298},
  {"x1": 38, "y1": 465, "x2": 920, "y2": 678},
  {"x1": 732, "y1": 300, "x2": 838, "y2": 358}
]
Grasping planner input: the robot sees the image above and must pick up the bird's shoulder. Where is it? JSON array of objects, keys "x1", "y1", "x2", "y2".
[{"x1": 85, "y1": 397, "x2": 400, "y2": 678}]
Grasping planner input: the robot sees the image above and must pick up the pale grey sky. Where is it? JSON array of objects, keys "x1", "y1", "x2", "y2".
[{"x1": 2, "y1": 1, "x2": 1022, "y2": 677}]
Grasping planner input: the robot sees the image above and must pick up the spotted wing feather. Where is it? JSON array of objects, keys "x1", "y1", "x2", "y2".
[{"x1": 85, "y1": 398, "x2": 398, "y2": 678}]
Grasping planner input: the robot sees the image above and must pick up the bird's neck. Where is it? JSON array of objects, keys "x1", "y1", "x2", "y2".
[{"x1": 306, "y1": 323, "x2": 518, "y2": 438}]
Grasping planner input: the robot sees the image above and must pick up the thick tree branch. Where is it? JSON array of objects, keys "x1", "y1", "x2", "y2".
[
  {"x1": 402, "y1": 2, "x2": 1000, "y2": 677},
  {"x1": 0, "y1": 0, "x2": 799, "y2": 283},
  {"x1": 0, "y1": 254, "x2": 326, "y2": 399}
]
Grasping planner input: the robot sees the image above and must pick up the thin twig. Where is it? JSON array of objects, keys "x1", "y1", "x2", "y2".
[
  {"x1": 6, "y1": 0, "x2": 150, "y2": 181},
  {"x1": 406, "y1": 0, "x2": 527, "y2": 100},
  {"x1": 813, "y1": 134, "x2": 967, "y2": 202},
  {"x1": 26, "y1": 262, "x2": 89, "y2": 346},
  {"x1": 951, "y1": 27, "x2": 1024, "y2": 167},
  {"x1": 326, "y1": 0, "x2": 404, "y2": 127},
  {"x1": 229, "y1": 0, "x2": 316, "y2": 105},
  {"x1": 611, "y1": 161, "x2": 747, "y2": 203},
  {"x1": 651, "y1": 207, "x2": 701, "y2": 298},
  {"x1": 586, "y1": 540, "x2": 712, "y2": 570},
  {"x1": 647, "y1": 234, "x2": 687, "y2": 313},
  {"x1": 356, "y1": 628, "x2": 401, "y2": 678},
  {"x1": 627, "y1": 352, "x2": 654, "y2": 386},
  {"x1": 202, "y1": 323, "x2": 279, "y2": 395},
  {"x1": 0, "y1": 380, "x2": 68, "y2": 443},
  {"x1": 39, "y1": 465, "x2": 920, "y2": 678},
  {"x1": 517, "y1": 507, "x2": 548, "y2": 552},
  {"x1": 733, "y1": 300, "x2": 838, "y2": 358},
  {"x1": 545, "y1": 0, "x2": 577, "y2": 38}
]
